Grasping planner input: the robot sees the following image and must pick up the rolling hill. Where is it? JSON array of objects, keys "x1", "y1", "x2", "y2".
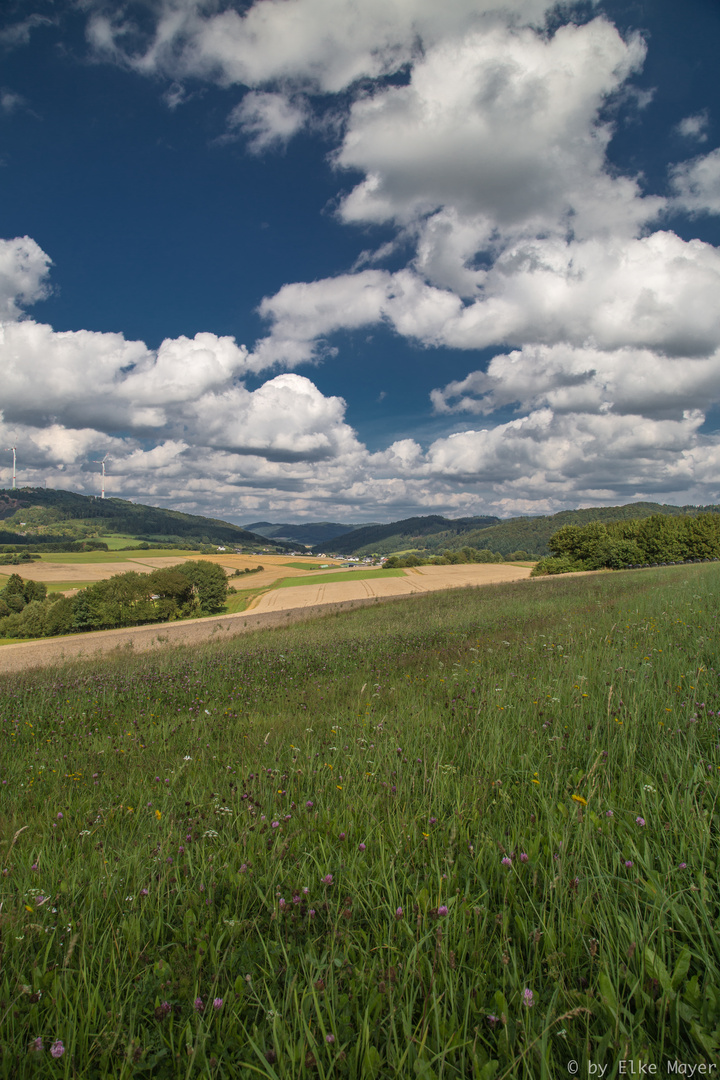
[
  {"x1": 243, "y1": 521, "x2": 369, "y2": 546},
  {"x1": 0, "y1": 488, "x2": 294, "y2": 551},
  {"x1": 312, "y1": 514, "x2": 501, "y2": 557},
  {"x1": 313, "y1": 503, "x2": 720, "y2": 558}
]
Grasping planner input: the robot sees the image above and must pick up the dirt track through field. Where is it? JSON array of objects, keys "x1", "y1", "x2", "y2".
[{"x1": 0, "y1": 563, "x2": 532, "y2": 675}]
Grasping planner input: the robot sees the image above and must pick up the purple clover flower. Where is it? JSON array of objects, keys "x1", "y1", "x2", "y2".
[
  {"x1": 50, "y1": 1041, "x2": 65, "y2": 1058},
  {"x1": 523, "y1": 988, "x2": 534, "y2": 1008}
]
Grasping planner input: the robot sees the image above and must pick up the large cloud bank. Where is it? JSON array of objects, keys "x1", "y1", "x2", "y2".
[{"x1": 2, "y1": 0, "x2": 720, "y2": 521}]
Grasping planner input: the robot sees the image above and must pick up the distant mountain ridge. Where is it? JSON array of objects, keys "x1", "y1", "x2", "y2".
[
  {"x1": 312, "y1": 503, "x2": 720, "y2": 558},
  {"x1": 313, "y1": 514, "x2": 501, "y2": 556},
  {"x1": 0, "y1": 488, "x2": 294, "y2": 550},
  {"x1": 244, "y1": 521, "x2": 372, "y2": 546}
]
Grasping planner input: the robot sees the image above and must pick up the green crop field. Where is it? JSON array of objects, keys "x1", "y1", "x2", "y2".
[
  {"x1": 38, "y1": 549, "x2": 194, "y2": 565},
  {"x1": 96, "y1": 536, "x2": 147, "y2": 551},
  {"x1": 1, "y1": 566, "x2": 719, "y2": 1078},
  {"x1": 280, "y1": 563, "x2": 339, "y2": 572},
  {"x1": 272, "y1": 568, "x2": 406, "y2": 589}
]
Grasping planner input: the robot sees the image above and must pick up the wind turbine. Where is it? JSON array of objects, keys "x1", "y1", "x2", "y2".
[
  {"x1": 4, "y1": 443, "x2": 16, "y2": 490},
  {"x1": 93, "y1": 454, "x2": 110, "y2": 499}
]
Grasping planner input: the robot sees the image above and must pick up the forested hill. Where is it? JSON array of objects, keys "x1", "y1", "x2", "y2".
[
  {"x1": 244, "y1": 521, "x2": 367, "y2": 545},
  {"x1": 458, "y1": 502, "x2": 720, "y2": 557},
  {"x1": 316, "y1": 502, "x2": 720, "y2": 558},
  {"x1": 0, "y1": 488, "x2": 293, "y2": 550},
  {"x1": 312, "y1": 514, "x2": 501, "y2": 556}
]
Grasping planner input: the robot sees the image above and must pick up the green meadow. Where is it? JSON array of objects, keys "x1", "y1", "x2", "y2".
[
  {"x1": 1, "y1": 567, "x2": 719, "y2": 1078},
  {"x1": 38, "y1": 550, "x2": 194, "y2": 565}
]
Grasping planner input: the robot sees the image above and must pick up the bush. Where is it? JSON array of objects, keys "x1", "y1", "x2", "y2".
[{"x1": 531, "y1": 555, "x2": 587, "y2": 576}]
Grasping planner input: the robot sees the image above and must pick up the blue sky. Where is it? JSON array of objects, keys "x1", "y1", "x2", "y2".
[{"x1": 1, "y1": 0, "x2": 719, "y2": 524}]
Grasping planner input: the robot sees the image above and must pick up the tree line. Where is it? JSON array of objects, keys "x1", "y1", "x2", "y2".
[
  {"x1": 383, "y1": 547, "x2": 531, "y2": 568},
  {"x1": 531, "y1": 513, "x2": 720, "y2": 575},
  {"x1": 0, "y1": 561, "x2": 229, "y2": 640}
]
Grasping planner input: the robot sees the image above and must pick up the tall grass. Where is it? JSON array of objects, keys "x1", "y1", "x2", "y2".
[{"x1": 1, "y1": 567, "x2": 719, "y2": 1078}]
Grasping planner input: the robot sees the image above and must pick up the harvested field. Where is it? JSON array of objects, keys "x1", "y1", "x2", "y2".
[
  {"x1": 0, "y1": 551, "x2": 338, "y2": 591},
  {"x1": 250, "y1": 561, "x2": 532, "y2": 611},
  {"x1": 0, "y1": 557, "x2": 188, "y2": 584}
]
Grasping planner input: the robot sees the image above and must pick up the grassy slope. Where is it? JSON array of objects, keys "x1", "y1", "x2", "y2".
[{"x1": 1, "y1": 567, "x2": 719, "y2": 1076}]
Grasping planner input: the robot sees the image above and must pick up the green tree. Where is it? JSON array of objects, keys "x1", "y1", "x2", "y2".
[
  {"x1": 2, "y1": 573, "x2": 26, "y2": 613},
  {"x1": 18, "y1": 600, "x2": 47, "y2": 638},
  {"x1": 177, "y1": 561, "x2": 228, "y2": 612},
  {"x1": 45, "y1": 596, "x2": 74, "y2": 637},
  {"x1": 23, "y1": 579, "x2": 47, "y2": 603}
]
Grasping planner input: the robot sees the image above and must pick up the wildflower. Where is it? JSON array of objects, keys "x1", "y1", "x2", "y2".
[
  {"x1": 57, "y1": 812, "x2": 63, "y2": 820},
  {"x1": 395, "y1": 907, "x2": 403, "y2": 919},
  {"x1": 50, "y1": 1041, "x2": 65, "y2": 1058},
  {"x1": 32, "y1": 1037, "x2": 43, "y2": 1052},
  {"x1": 31, "y1": 863, "x2": 38, "y2": 871},
  {"x1": 571, "y1": 795, "x2": 587, "y2": 807},
  {"x1": 160, "y1": 1001, "x2": 171, "y2": 1015},
  {"x1": 279, "y1": 898, "x2": 286, "y2": 909},
  {"x1": 339, "y1": 832, "x2": 346, "y2": 840},
  {"x1": 271, "y1": 821, "x2": 280, "y2": 829},
  {"x1": 520, "y1": 852, "x2": 529, "y2": 863},
  {"x1": 309, "y1": 909, "x2": 316, "y2": 918},
  {"x1": 429, "y1": 817, "x2": 437, "y2": 825},
  {"x1": 624, "y1": 860, "x2": 633, "y2": 868},
  {"x1": 194, "y1": 998, "x2": 204, "y2": 1014},
  {"x1": 437, "y1": 905, "x2": 449, "y2": 916},
  {"x1": 501, "y1": 857, "x2": 512, "y2": 868},
  {"x1": 325, "y1": 1033, "x2": 335, "y2": 1044},
  {"x1": 678, "y1": 862, "x2": 687, "y2": 869},
  {"x1": 606, "y1": 810, "x2": 614, "y2": 818},
  {"x1": 306, "y1": 800, "x2": 314, "y2": 809},
  {"x1": 140, "y1": 888, "x2": 149, "y2": 896},
  {"x1": 522, "y1": 988, "x2": 534, "y2": 1008},
  {"x1": 321, "y1": 874, "x2": 333, "y2": 885},
  {"x1": 213, "y1": 998, "x2": 223, "y2": 1011},
  {"x1": 155, "y1": 810, "x2": 161, "y2": 821},
  {"x1": 358, "y1": 843, "x2": 366, "y2": 852},
  {"x1": 486, "y1": 1014, "x2": 499, "y2": 1027},
  {"x1": 636, "y1": 817, "x2": 646, "y2": 827}
]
